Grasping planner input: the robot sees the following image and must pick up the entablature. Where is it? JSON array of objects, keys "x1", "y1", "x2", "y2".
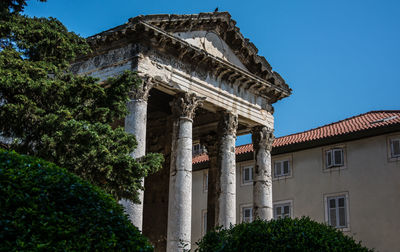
[{"x1": 84, "y1": 13, "x2": 291, "y2": 103}]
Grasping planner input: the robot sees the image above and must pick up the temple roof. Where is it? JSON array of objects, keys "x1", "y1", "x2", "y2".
[
  {"x1": 86, "y1": 12, "x2": 291, "y2": 102},
  {"x1": 130, "y1": 13, "x2": 278, "y2": 80}
]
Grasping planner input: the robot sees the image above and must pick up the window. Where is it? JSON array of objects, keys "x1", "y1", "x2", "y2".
[
  {"x1": 390, "y1": 138, "x2": 400, "y2": 158},
  {"x1": 242, "y1": 207, "x2": 253, "y2": 223},
  {"x1": 274, "y1": 203, "x2": 291, "y2": 219},
  {"x1": 273, "y1": 200, "x2": 292, "y2": 219},
  {"x1": 242, "y1": 165, "x2": 253, "y2": 184},
  {"x1": 326, "y1": 195, "x2": 348, "y2": 229},
  {"x1": 274, "y1": 160, "x2": 290, "y2": 178},
  {"x1": 203, "y1": 170, "x2": 208, "y2": 193},
  {"x1": 326, "y1": 148, "x2": 344, "y2": 168},
  {"x1": 193, "y1": 143, "x2": 202, "y2": 156},
  {"x1": 201, "y1": 210, "x2": 207, "y2": 236}
]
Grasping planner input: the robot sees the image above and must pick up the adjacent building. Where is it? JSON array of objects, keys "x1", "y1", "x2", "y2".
[{"x1": 192, "y1": 110, "x2": 400, "y2": 252}]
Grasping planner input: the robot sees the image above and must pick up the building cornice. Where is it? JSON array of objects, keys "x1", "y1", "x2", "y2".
[{"x1": 84, "y1": 13, "x2": 291, "y2": 103}]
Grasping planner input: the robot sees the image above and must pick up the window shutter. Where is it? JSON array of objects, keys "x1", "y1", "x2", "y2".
[
  {"x1": 283, "y1": 205, "x2": 290, "y2": 217},
  {"x1": 283, "y1": 160, "x2": 289, "y2": 175},
  {"x1": 333, "y1": 149, "x2": 343, "y2": 166},
  {"x1": 274, "y1": 162, "x2": 282, "y2": 177},
  {"x1": 329, "y1": 208, "x2": 337, "y2": 227},
  {"x1": 338, "y1": 197, "x2": 346, "y2": 227},
  {"x1": 276, "y1": 206, "x2": 281, "y2": 216},
  {"x1": 326, "y1": 150, "x2": 333, "y2": 168},
  {"x1": 328, "y1": 198, "x2": 336, "y2": 226}
]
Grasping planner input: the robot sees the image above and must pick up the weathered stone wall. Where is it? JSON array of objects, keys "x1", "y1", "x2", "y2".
[
  {"x1": 71, "y1": 40, "x2": 274, "y2": 129},
  {"x1": 71, "y1": 43, "x2": 140, "y2": 80},
  {"x1": 138, "y1": 49, "x2": 274, "y2": 128},
  {"x1": 173, "y1": 31, "x2": 248, "y2": 70}
]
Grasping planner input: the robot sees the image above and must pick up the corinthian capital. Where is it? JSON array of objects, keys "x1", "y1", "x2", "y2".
[
  {"x1": 129, "y1": 75, "x2": 156, "y2": 102},
  {"x1": 170, "y1": 93, "x2": 205, "y2": 120},
  {"x1": 218, "y1": 111, "x2": 238, "y2": 137},
  {"x1": 251, "y1": 126, "x2": 274, "y2": 152}
]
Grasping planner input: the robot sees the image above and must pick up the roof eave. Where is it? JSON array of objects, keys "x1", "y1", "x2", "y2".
[
  {"x1": 272, "y1": 123, "x2": 400, "y2": 155},
  {"x1": 86, "y1": 20, "x2": 291, "y2": 102}
]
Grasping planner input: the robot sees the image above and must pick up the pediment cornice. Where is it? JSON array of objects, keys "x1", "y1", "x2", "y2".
[{"x1": 85, "y1": 12, "x2": 291, "y2": 103}]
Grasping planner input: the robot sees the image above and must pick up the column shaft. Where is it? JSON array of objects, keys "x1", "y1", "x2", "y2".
[
  {"x1": 217, "y1": 112, "x2": 238, "y2": 227},
  {"x1": 252, "y1": 126, "x2": 274, "y2": 220},
  {"x1": 167, "y1": 93, "x2": 204, "y2": 252},
  {"x1": 120, "y1": 76, "x2": 154, "y2": 230},
  {"x1": 120, "y1": 100, "x2": 147, "y2": 230},
  {"x1": 167, "y1": 117, "x2": 193, "y2": 251}
]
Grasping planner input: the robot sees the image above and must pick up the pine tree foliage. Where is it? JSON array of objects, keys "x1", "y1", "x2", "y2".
[{"x1": 0, "y1": 1, "x2": 163, "y2": 202}]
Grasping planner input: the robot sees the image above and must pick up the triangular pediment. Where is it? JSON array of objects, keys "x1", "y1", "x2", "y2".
[
  {"x1": 135, "y1": 12, "x2": 287, "y2": 88},
  {"x1": 86, "y1": 12, "x2": 291, "y2": 94},
  {"x1": 173, "y1": 31, "x2": 248, "y2": 70}
]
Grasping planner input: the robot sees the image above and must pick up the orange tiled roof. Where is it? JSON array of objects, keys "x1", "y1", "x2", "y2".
[
  {"x1": 192, "y1": 143, "x2": 254, "y2": 164},
  {"x1": 193, "y1": 110, "x2": 400, "y2": 164}
]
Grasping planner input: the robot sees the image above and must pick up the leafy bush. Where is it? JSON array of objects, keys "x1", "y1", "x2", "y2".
[
  {"x1": 196, "y1": 217, "x2": 373, "y2": 252},
  {"x1": 0, "y1": 149, "x2": 152, "y2": 251}
]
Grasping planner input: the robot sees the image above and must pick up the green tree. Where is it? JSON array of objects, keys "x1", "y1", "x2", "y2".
[{"x1": 0, "y1": 0, "x2": 163, "y2": 202}]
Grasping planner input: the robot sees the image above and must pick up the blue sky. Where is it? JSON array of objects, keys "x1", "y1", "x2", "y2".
[{"x1": 24, "y1": 0, "x2": 400, "y2": 145}]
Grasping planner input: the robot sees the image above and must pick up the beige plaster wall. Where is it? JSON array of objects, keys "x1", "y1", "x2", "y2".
[
  {"x1": 272, "y1": 133, "x2": 400, "y2": 252},
  {"x1": 191, "y1": 169, "x2": 208, "y2": 247},
  {"x1": 191, "y1": 132, "x2": 400, "y2": 251}
]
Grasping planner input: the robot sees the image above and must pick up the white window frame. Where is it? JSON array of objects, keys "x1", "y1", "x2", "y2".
[
  {"x1": 324, "y1": 192, "x2": 350, "y2": 231},
  {"x1": 273, "y1": 199, "x2": 293, "y2": 219},
  {"x1": 201, "y1": 209, "x2": 207, "y2": 236},
  {"x1": 240, "y1": 204, "x2": 253, "y2": 223},
  {"x1": 326, "y1": 148, "x2": 344, "y2": 168},
  {"x1": 390, "y1": 138, "x2": 400, "y2": 158},
  {"x1": 273, "y1": 159, "x2": 291, "y2": 178},
  {"x1": 323, "y1": 145, "x2": 346, "y2": 172},
  {"x1": 203, "y1": 170, "x2": 208, "y2": 193},
  {"x1": 192, "y1": 143, "x2": 202, "y2": 156},
  {"x1": 241, "y1": 165, "x2": 254, "y2": 185},
  {"x1": 387, "y1": 135, "x2": 400, "y2": 162}
]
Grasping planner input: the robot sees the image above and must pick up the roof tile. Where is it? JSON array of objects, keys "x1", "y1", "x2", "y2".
[{"x1": 193, "y1": 110, "x2": 400, "y2": 164}]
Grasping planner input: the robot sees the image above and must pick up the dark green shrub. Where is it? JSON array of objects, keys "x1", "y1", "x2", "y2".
[
  {"x1": 196, "y1": 217, "x2": 373, "y2": 252},
  {"x1": 0, "y1": 149, "x2": 152, "y2": 251}
]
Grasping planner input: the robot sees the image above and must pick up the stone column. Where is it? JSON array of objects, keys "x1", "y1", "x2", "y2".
[
  {"x1": 251, "y1": 126, "x2": 274, "y2": 220},
  {"x1": 167, "y1": 93, "x2": 204, "y2": 252},
  {"x1": 217, "y1": 112, "x2": 238, "y2": 227},
  {"x1": 201, "y1": 112, "x2": 238, "y2": 230},
  {"x1": 120, "y1": 76, "x2": 155, "y2": 231}
]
